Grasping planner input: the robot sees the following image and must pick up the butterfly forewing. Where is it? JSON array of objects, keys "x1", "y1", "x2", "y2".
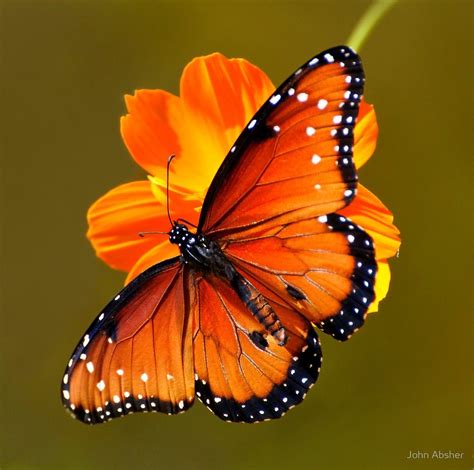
[
  {"x1": 61, "y1": 258, "x2": 195, "y2": 423},
  {"x1": 199, "y1": 46, "x2": 364, "y2": 236}
]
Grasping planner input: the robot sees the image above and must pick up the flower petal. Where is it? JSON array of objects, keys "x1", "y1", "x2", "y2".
[
  {"x1": 368, "y1": 259, "x2": 391, "y2": 314},
  {"x1": 121, "y1": 89, "x2": 184, "y2": 180},
  {"x1": 353, "y1": 100, "x2": 378, "y2": 169},
  {"x1": 180, "y1": 53, "x2": 275, "y2": 151},
  {"x1": 169, "y1": 53, "x2": 276, "y2": 196},
  {"x1": 340, "y1": 184, "x2": 400, "y2": 260},
  {"x1": 125, "y1": 241, "x2": 179, "y2": 285},
  {"x1": 87, "y1": 181, "x2": 172, "y2": 272},
  {"x1": 122, "y1": 54, "x2": 275, "y2": 198}
]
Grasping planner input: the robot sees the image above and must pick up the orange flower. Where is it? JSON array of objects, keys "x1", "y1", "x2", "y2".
[{"x1": 87, "y1": 53, "x2": 400, "y2": 313}]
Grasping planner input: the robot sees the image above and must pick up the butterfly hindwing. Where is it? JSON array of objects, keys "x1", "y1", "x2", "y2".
[
  {"x1": 222, "y1": 213, "x2": 377, "y2": 340},
  {"x1": 199, "y1": 45, "x2": 364, "y2": 237},
  {"x1": 191, "y1": 274, "x2": 322, "y2": 423}
]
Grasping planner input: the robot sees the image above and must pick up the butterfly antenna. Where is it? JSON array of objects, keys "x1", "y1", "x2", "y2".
[
  {"x1": 166, "y1": 154, "x2": 175, "y2": 227},
  {"x1": 138, "y1": 231, "x2": 169, "y2": 238}
]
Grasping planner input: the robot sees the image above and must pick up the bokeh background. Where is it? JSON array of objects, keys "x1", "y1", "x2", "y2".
[{"x1": 2, "y1": 0, "x2": 472, "y2": 469}]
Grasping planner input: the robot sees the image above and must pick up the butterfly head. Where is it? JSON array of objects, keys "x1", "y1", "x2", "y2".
[{"x1": 169, "y1": 222, "x2": 196, "y2": 249}]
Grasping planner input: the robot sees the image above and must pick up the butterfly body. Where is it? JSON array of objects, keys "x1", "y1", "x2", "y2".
[
  {"x1": 62, "y1": 46, "x2": 378, "y2": 424},
  {"x1": 170, "y1": 222, "x2": 287, "y2": 344}
]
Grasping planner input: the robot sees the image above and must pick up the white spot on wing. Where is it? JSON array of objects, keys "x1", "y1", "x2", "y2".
[
  {"x1": 317, "y1": 99, "x2": 328, "y2": 110},
  {"x1": 297, "y1": 92, "x2": 309, "y2": 102},
  {"x1": 324, "y1": 53, "x2": 335, "y2": 63},
  {"x1": 86, "y1": 361, "x2": 94, "y2": 373},
  {"x1": 270, "y1": 94, "x2": 281, "y2": 105},
  {"x1": 311, "y1": 154, "x2": 321, "y2": 165},
  {"x1": 248, "y1": 119, "x2": 257, "y2": 129},
  {"x1": 306, "y1": 126, "x2": 316, "y2": 137}
]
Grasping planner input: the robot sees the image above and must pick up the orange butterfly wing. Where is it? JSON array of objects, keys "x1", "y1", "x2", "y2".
[
  {"x1": 62, "y1": 258, "x2": 195, "y2": 423},
  {"x1": 191, "y1": 273, "x2": 321, "y2": 422},
  {"x1": 200, "y1": 46, "x2": 364, "y2": 237}
]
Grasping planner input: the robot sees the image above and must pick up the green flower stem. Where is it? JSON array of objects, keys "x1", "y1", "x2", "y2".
[{"x1": 347, "y1": 0, "x2": 398, "y2": 52}]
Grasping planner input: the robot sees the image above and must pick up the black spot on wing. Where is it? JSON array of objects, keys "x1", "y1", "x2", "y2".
[
  {"x1": 252, "y1": 122, "x2": 279, "y2": 141},
  {"x1": 315, "y1": 213, "x2": 377, "y2": 341},
  {"x1": 102, "y1": 317, "x2": 118, "y2": 342},
  {"x1": 195, "y1": 327, "x2": 322, "y2": 423},
  {"x1": 249, "y1": 331, "x2": 269, "y2": 350},
  {"x1": 285, "y1": 283, "x2": 307, "y2": 301}
]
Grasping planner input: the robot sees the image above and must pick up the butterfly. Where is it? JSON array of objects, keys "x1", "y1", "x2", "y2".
[{"x1": 61, "y1": 45, "x2": 376, "y2": 424}]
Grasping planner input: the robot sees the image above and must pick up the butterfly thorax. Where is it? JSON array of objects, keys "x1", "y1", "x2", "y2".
[
  {"x1": 169, "y1": 223, "x2": 287, "y2": 345},
  {"x1": 169, "y1": 223, "x2": 231, "y2": 276}
]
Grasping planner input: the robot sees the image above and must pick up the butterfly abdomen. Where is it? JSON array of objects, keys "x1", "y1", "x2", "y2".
[{"x1": 229, "y1": 272, "x2": 287, "y2": 346}]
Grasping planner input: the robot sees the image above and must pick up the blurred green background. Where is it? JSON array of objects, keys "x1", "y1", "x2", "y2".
[{"x1": 2, "y1": 0, "x2": 472, "y2": 469}]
